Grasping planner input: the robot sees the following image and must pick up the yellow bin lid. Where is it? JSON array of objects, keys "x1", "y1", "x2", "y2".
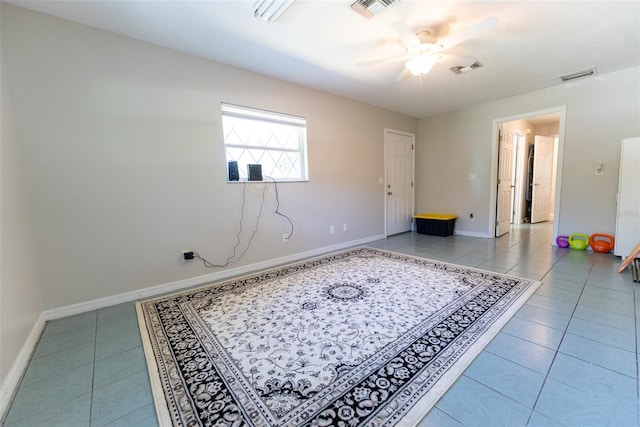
[{"x1": 414, "y1": 214, "x2": 458, "y2": 220}]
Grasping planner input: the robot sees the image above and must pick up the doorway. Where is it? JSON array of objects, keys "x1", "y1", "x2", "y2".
[{"x1": 489, "y1": 107, "x2": 566, "y2": 241}]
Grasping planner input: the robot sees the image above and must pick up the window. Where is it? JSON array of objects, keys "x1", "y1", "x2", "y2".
[{"x1": 222, "y1": 103, "x2": 309, "y2": 182}]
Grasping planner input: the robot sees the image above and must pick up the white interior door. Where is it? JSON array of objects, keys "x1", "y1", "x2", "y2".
[
  {"x1": 496, "y1": 128, "x2": 515, "y2": 236},
  {"x1": 385, "y1": 130, "x2": 414, "y2": 236},
  {"x1": 531, "y1": 135, "x2": 554, "y2": 223}
]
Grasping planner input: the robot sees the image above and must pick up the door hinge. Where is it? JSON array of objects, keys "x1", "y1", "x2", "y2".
[{"x1": 412, "y1": 144, "x2": 414, "y2": 150}]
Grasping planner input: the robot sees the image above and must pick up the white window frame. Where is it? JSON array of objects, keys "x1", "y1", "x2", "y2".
[{"x1": 221, "y1": 103, "x2": 309, "y2": 182}]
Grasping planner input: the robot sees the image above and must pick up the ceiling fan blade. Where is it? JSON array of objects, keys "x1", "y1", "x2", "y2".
[
  {"x1": 437, "y1": 53, "x2": 477, "y2": 67},
  {"x1": 434, "y1": 16, "x2": 498, "y2": 52},
  {"x1": 394, "y1": 68, "x2": 412, "y2": 82},
  {"x1": 356, "y1": 55, "x2": 409, "y2": 67},
  {"x1": 389, "y1": 20, "x2": 419, "y2": 48}
]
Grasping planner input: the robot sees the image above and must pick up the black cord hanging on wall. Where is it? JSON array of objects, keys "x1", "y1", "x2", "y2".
[{"x1": 194, "y1": 177, "x2": 294, "y2": 268}]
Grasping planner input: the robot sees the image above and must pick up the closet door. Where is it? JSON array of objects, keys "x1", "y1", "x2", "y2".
[{"x1": 614, "y1": 137, "x2": 640, "y2": 257}]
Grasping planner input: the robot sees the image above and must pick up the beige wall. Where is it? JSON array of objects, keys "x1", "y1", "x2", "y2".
[
  {"x1": 417, "y1": 67, "x2": 640, "y2": 237},
  {"x1": 2, "y1": 4, "x2": 418, "y2": 311},
  {"x1": 534, "y1": 122, "x2": 560, "y2": 137},
  {"x1": 0, "y1": 3, "x2": 44, "y2": 404}
]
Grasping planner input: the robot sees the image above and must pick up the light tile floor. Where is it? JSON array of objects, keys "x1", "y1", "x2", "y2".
[{"x1": 3, "y1": 223, "x2": 638, "y2": 426}]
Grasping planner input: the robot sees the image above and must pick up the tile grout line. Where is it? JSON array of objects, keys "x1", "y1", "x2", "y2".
[
  {"x1": 436, "y1": 235, "x2": 560, "y2": 426},
  {"x1": 525, "y1": 257, "x2": 594, "y2": 425},
  {"x1": 635, "y1": 284, "x2": 640, "y2": 426},
  {"x1": 88, "y1": 310, "x2": 99, "y2": 427}
]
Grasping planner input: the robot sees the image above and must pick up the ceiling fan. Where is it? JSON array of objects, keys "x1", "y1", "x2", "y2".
[{"x1": 362, "y1": 16, "x2": 499, "y2": 79}]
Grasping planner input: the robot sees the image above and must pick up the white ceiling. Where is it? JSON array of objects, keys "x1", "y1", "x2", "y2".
[{"x1": 9, "y1": 0, "x2": 640, "y2": 118}]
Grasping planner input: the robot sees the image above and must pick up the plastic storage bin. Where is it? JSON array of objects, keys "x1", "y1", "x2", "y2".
[{"x1": 414, "y1": 214, "x2": 457, "y2": 236}]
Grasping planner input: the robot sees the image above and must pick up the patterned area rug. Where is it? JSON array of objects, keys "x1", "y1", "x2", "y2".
[{"x1": 136, "y1": 247, "x2": 540, "y2": 426}]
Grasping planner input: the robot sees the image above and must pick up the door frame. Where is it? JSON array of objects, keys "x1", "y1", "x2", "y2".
[
  {"x1": 488, "y1": 106, "x2": 567, "y2": 241},
  {"x1": 384, "y1": 128, "x2": 415, "y2": 237},
  {"x1": 511, "y1": 133, "x2": 525, "y2": 224}
]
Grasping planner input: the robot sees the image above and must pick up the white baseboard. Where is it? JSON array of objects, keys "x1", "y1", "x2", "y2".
[
  {"x1": 454, "y1": 230, "x2": 491, "y2": 238},
  {"x1": 41, "y1": 234, "x2": 386, "y2": 321},
  {"x1": 0, "y1": 316, "x2": 46, "y2": 420}
]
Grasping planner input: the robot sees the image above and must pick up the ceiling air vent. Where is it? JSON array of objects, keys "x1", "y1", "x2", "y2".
[
  {"x1": 450, "y1": 61, "x2": 483, "y2": 74},
  {"x1": 559, "y1": 66, "x2": 597, "y2": 82},
  {"x1": 351, "y1": 0, "x2": 400, "y2": 19}
]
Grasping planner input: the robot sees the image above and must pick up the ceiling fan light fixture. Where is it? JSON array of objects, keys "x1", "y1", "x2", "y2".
[
  {"x1": 253, "y1": 0, "x2": 295, "y2": 23},
  {"x1": 405, "y1": 55, "x2": 438, "y2": 76}
]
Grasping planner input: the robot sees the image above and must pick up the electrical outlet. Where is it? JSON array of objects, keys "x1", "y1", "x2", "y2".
[
  {"x1": 330, "y1": 225, "x2": 335, "y2": 234},
  {"x1": 182, "y1": 250, "x2": 194, "y2": 261},
  {"x1": 282, "y1": 233, "x2": 289, "y2": 243},
  {"x1": 343, "y1": 224, "x2": 348, "y2": 232}
]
